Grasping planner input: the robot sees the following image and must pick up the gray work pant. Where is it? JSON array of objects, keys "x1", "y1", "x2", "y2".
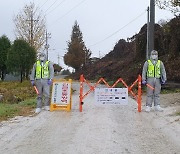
[
  {"x1": 146, "y1": 78, "x2": 161, "y2": 107},
  {"x1": 35, "y1": 79, "x2": 50, "y2": 108}
]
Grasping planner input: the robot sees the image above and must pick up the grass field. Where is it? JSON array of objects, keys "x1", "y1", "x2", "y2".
[
  {"x1": 0, "y1": 80, "x2": 36, "y2": 121},
  {"x1": 0, "y1": 99, "x2": 36, "y2": 121}
]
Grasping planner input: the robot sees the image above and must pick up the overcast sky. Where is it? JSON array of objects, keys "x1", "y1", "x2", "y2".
[{"x1": 0, "y1": 0, "x2": 175, "y2": 69}]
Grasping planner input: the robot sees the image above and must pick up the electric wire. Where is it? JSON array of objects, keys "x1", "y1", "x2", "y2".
[
  {"x1": 88, "y1": 10, "x2": 147, "y2": 48},
  {"x1": 38, "y1": 0, "x2": 50, "y2": 9},
  {"x1": 34, "y1": 0, "x2": 50, "y2": 16},
  {"x1": 49, "y1": 0, "x2": 86, "y2": 28},
  {"x1": 39, "y1": 1, "x2": 146, "y2": 54},
  {"x1": 45, "y1": 0, "x2": 67, "y2": 15},
  {"x1": 44, "y1": 0, "x2": 59, "y2": 13},
  {"x1": 34, "y1": 0, "x2": 66, "y2": 25}
]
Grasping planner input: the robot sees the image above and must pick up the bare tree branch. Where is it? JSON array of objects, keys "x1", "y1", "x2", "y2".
[{"x1": 14, "y1": 2, "x2": 46, "y2": 51}]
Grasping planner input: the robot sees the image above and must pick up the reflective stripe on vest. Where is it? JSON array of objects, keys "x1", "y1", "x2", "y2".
[
  {"x1": 147, "y1": 60, "x2": 161, "y2": 78},
  {"x1": 35, "y1": 61, "x2": 50, "y2": 79}
]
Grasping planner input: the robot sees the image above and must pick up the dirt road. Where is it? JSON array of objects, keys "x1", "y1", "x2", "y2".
[{"x1": 0, "y1": 82, "x2": 180, "y2": 154}]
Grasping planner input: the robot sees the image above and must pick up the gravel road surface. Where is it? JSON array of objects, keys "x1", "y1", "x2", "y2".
[{"x1": 0, "y1": 82, "x2": 180, "y2": 154}]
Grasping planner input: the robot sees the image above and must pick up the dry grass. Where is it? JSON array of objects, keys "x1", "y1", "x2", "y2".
[
  {"x1": 0, "y1": 81, "x2": 36, "y2": 121},
  {"x1": 0, "y1": 80, "x2": 36, "y2": 104}
]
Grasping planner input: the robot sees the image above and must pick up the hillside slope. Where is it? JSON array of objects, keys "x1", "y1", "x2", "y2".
[{"x1": 72, "y1": 16, "x2": 180, "y2": 84}]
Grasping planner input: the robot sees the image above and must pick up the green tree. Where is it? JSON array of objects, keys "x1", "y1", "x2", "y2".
[
  {"x1": 7, "y1": 39, "x2": 36, "y2": 82},
  {"x1": 64, "y1": 21, "x2": 91, "y2": 72},
  {"x1": 14, "y1": 2, "x2": 46, "y2": 51},
  {"x1": 0, "y1": 35, "x2": 11, "y2": 80}
]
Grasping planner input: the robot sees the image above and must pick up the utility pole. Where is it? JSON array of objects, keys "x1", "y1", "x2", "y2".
[
  {"x1": 149, "y1": 0, "x2": 155, "y2": 53},
  {"x1": 26, "y1": 11, "x2": 38, "y2": 47},
  {"x1": 45, "y1": 30, "x2": 51, "y2": 60},
  {"x1": 146, "y1": 6, "x2": 150, "y2": 60}
]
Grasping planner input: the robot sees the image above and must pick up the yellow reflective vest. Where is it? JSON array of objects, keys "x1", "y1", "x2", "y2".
[
  {"x1": 147, "y1": 60, "x2": 161, "y2": 78},
  {"x1": 35, "y1": 61, "x2": 50, "y2": 79}
]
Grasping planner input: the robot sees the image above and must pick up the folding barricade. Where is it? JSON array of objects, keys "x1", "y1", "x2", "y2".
[
  {"x1": 79, "y1": 74, "x2": 142, "y2": 112},
  {"x1": 50, "y1": 79, "x2": 72, "y2": 111}
]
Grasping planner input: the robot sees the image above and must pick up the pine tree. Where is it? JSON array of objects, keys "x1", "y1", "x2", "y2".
[{"x1": 64, "y1": 21, "x2": 91, "y2": 72}]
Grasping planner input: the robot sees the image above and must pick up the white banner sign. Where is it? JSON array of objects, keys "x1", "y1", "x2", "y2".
[
  {"x1": 95, "y1": 88, "x2": 128, "y2": 105},
  {"x1": 51, "y1": 82, "x2": 71, "y2": 105}
]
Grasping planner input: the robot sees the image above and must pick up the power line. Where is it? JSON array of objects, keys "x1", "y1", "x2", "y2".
[
  {"x1": 34, "y1": 0, "x2": 50, "y2": 16},
  {"x1": 34, "y1": 0, "x2": 67, "y2": 25},
  {"x1": 38, "y1": 0, "x2": 50, "y2": 9},
  {"x1": 88, "y1": 10, "x2": 147, "y2": 48},
  {"x1": 44, "y1": 0, "x2": 59, "y2": 13},
  {"x1": 46, "y1": 0, "x2": 67, "y2": 15},
  {"x1": 50, "y1": 0, "x2": 87, "y2": 27}
]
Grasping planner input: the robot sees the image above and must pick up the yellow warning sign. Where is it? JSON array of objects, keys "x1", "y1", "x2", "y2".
[{"x1": 50, "y1": 79, "x2": 72, "y2": 111}]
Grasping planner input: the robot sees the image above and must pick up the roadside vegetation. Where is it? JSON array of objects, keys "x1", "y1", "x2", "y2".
[
  {"x1": 175, "y1": 112, "x2": 180, "y2": 116},
  {"x1": 0, "y1": 78, "x2": 180, "y2": 122},
  {"x1": 0, "y1": 81, "x2": 36, "y2": 122},
  {"x1": 161, "y1": 87, "x2": 180, "y2": 94}
]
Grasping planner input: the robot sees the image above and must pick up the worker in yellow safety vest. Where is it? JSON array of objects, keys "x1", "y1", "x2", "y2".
[
  {"x1": 142, "y1": 50, "x2": 167, "y2": 112},
  {"x1": 30, "y1": 52, "x2": 54, "y2": 113}
]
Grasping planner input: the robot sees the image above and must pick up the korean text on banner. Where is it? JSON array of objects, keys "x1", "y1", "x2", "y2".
[
  {"x1": 95, "y1": 88, "x2": 128, "y2": 105},
  {"x1": 51, "y1": 82, "x2": 71, "y2": 105}
]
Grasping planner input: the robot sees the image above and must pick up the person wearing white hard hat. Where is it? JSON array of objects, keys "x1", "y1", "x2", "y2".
[
  {"x1": 30, "y1": 52, "x2": 54, "y2": 113},
  {"x1": 142, "y1": 50, "x2": 167, "y2": 112}
]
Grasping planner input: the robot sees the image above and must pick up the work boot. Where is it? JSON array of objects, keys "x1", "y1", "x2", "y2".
[
  {"x1": 44, "y1": 106, "x2": 50, "y2": 111},
  {"x1": 145, "y1": 106, "x2": 151, "y2": 112},
  {"x1": 35, "y1": 108, "x2": 41, "y2": 113},
  {"x1": 154, "y1": 105, "x2": 163, "y2": 112}
]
